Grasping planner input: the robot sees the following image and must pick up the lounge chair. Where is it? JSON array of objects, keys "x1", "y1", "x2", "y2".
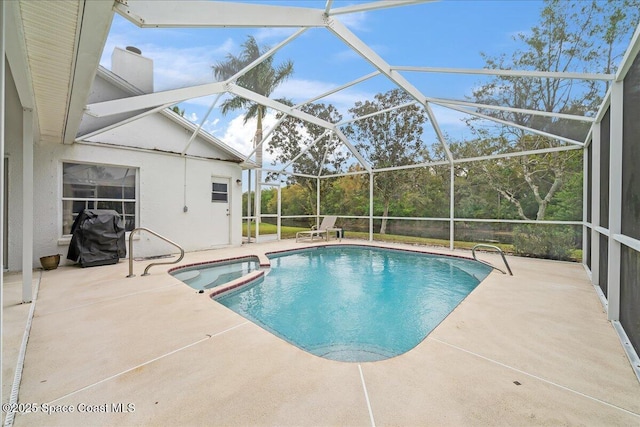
[{"x1": 296, "y1": 216, "x2": 338, "y2": 242}]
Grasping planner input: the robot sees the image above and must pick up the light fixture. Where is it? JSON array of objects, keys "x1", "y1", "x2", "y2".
[{"x1": 236, "y1": 179, "x2": 242, "y2": 185}]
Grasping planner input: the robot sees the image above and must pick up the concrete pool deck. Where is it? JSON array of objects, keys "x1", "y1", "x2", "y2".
[{"x1": 3, "y1": 239, "x2": 640, "y2": 426}]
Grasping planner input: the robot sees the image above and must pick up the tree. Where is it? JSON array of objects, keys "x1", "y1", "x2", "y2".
[
  {"x1": 274, "y1": 184, "x2": 308, "y2": 217},
  {"x1": 266, "y1": 103, "x2": 346, "y2": 217},
  {"x1": 320, "y1": 166, "x2": 370, "y2": 217},
  {"x1": 545, "y1": 163, "x2": 583, "y2": 221},
  {"x1": 465, "y1": 0, "x2": 637, "y2": 220},
  {"x1": 213, "y1": 36, "x2": 293, "y2": 229},
  {"x1": 344, "y1": 89, "x2": 427, "y2": 233},
  {"x1": 268, "y1": 103, "x2": 345, "y2": 179},
  {"x1": 449, "y1": 135, "x2": 582, "y2": 221},
  {"x1": 212, "y1": 36, "x2": 294, "y2": 171},
  {"x1": 400, "y1": 166, "x2": 450, "y2": 218},
  {"x1": 594, "y1": 0, "x2": 640, "y2": 85},
  {"x1": 170, "y1": 105, "x2": 185, "y2": 116}
]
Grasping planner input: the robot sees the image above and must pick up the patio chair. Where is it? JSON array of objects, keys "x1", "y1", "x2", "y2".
[{"x1": 296, "y1": 216, "x2": 338, "y2": 242}]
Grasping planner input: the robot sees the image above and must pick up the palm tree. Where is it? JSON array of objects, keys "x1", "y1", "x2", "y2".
[{"x1": 212, "y1": 35, "x2": 294, "y2": 171}]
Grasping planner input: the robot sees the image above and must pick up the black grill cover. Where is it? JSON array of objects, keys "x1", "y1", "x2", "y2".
[{"x1": 66, "y1": 209, "x2": 126, "y2": 267}]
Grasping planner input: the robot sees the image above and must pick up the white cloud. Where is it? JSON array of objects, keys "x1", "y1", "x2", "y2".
[
  {"x1": 142, "y1": 41, "x2": 235, "y2": 90},
  {"x1": 334, "y1": 12, "x2": 368, "y2": 31},
  {"x1": 201, "y1": 117, "x2": 223, "y2": 136},
  {"x1": 101, "y1": 16, "x2": 236, "y2": 92},
  {"x1": 219, "y1": 113, "x2": 280, "y2": 164}
]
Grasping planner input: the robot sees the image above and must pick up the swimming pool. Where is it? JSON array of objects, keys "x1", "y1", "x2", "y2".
[
  {"x1": 214, "y1": 246, "x2": 492, "y2": 362},
  {"x1": 170, "y1": 257, "x2": 260, "y2": 291}
]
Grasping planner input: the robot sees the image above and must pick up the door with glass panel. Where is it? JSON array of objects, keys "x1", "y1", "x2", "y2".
[{"x1": 211, "y1": 177, "x2": 230, "y2": 245}]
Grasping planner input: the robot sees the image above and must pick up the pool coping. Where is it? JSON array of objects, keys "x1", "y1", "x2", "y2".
[
  {"x1": 208, "y1": 244, "x2": 494, "y2": 363},
  {"x1": 173, "y1": 242, "x2": 496, "y2": 301}
]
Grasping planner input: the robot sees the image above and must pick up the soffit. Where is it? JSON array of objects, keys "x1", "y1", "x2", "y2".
[{"x1": 19, "y1": 0, "x2": 81, "y2": 143}]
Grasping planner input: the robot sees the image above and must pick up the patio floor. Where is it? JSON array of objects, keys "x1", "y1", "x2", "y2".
[{"x1": 3, "y1": 239, "x2": 640, "y2": 426}]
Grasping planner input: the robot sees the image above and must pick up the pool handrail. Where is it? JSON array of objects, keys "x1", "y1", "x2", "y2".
[
  {"x1": 126, "y1": 227, "x2": 185, "y2": 278},
  {"x1": 471, "y1": 244, "x2": 513, "y2": 276}
]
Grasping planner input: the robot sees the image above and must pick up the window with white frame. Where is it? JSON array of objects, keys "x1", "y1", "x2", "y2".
[
  {"x1": 211, "y1": 181, "x2": 228, "y2": 203},
  {"x1": 62, "y1": 162, "x2": 137, "y2": 235}
]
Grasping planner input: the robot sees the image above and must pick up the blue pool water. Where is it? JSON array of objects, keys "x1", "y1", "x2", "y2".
[
  {"x1": 171, "y1": 257, "x2": 259, "y2": 291},
  {"x1": 215, "y1": 246, "x2": 492, "y2": 362}
]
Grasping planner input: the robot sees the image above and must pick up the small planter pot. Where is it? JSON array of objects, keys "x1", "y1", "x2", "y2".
[{"x1": 40, "y1": 254, "x2": 61, "y2": 270}]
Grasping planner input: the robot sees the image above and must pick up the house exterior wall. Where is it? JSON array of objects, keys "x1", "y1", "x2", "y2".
[
  {"x1": 76, "y1": 73, "x2": 141, "y2": 138},
  {"x1": 4, "y1": 60, "x2": 25, "y2": 271},
  {"x1": 32, "y1": 142, "x2": 242, "y2": 268},
  {"x1": 111, "y1": 47, "x2": 153, "y2": 93},
  {"x1": 84, "y1": 112, "x2": 233, "y2": 159},
  {"x1": 3, "y1": 52, "x2": 245, "y2": 272}
]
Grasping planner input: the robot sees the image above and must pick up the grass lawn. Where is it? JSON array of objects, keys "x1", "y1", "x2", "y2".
[
  {"x1": 243, "y1": 223, "x2": 514, "y2": 251},
  {"x1": 243, "y1": 222, "x2": 582, "y2": 261}
]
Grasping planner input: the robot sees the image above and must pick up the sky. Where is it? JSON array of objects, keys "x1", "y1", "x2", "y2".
[{"x1": 98, "y1": 0, "x2": 604, "y2": 171}]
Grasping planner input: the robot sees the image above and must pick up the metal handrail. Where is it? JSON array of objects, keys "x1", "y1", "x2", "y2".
[
  {"x1": 472, "y1": 244, "x2": 513, "y2": 276},
  {"x1": 127, "y1": 227, "x2": 185, "y2": 278}
]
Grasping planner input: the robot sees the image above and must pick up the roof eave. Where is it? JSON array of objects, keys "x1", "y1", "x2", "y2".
[
  {"x1": 63, "y1": 1, "x2": 115, "y2": 144},
  {"x1": 159, "y1": 109, "x2": 247, "y2": 162}
]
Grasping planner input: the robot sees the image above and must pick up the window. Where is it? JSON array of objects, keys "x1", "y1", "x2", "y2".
[
  {"x1": 212, "y1": 182, "x2": 228, "y2": 202},
  {"x1": 62, "y1": 162, "x2": 137, "y2": 235}
]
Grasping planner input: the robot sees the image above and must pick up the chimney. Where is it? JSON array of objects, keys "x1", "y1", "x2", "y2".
[{"x1": 111, "y1": 46, "x2": 154, "y2": 93}]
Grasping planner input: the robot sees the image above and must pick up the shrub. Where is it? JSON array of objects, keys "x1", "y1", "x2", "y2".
[{"x1": 513, "y1": 224, "x2": 577, "y2": 261}]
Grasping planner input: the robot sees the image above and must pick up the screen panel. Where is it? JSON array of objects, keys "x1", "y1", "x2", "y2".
[
  {"x1": 599, "y1": 108, "x2": 610, "y2": 229},
  {"x1": 599, "y1": 234, "x2": 609, "y2": 297},
  {"x1": 622, "y1": 51, "x2": 640, "y2": 240},
  {"x1": 620, "y1": 246, "x2": 640, "y2": 356},
  {"x1": 586, "y1": 231, "x2": 592, "y2": 269}
]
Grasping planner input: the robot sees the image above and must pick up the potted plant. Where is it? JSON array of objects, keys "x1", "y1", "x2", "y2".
[{"x1": 40, "y1": 254, "x2": 61, "y2": 270}]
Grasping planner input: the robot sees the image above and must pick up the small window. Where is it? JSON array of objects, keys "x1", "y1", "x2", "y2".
[
  {"x1": 62, "y1": 162, "x2": 137, "y2": 235},
  {"x1": 212, "y1": 182, "x2": 228, "y2": 203}
]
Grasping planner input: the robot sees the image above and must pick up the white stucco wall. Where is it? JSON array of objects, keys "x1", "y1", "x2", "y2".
[
  {"x1": 5, "y1": 48, "x2": 246, "y2": 272},
  {"x1": 32, "y1": 142, "x2": 243, "y2": 268},
  {"x1": 111, "y1": 47, "x2": 153, "y2": 93},
  {"x1": 4, "y1": 60, "x2": 25, "y2": 271},
  {"x1": 76, "y1": 73, "x2": 143, "y2": 138},
  {"x1": 85, "y1": 112, "x2": 234, "y2": 159}
]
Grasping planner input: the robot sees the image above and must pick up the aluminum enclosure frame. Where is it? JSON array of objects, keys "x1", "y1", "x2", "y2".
[{"x1": 84, "y1": 1, "x2": 640, "y2": 376}]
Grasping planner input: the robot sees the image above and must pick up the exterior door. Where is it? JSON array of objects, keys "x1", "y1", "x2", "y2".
[{"x1": 211, "y1": 177, "x2": 230, "y2": 245}]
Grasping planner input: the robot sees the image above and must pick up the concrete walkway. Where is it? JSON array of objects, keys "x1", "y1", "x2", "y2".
[{"x1": 4, "y1": 239, "x2": 640, "y2": 426}]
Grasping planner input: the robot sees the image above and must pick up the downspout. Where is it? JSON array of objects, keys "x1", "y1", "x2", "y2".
[
  {"x1": 183, "y1": 156, "x2": 188, "y2": 212},
  {"x1": 180, "y1": 94, "x2": 222, "y2": 214}
]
